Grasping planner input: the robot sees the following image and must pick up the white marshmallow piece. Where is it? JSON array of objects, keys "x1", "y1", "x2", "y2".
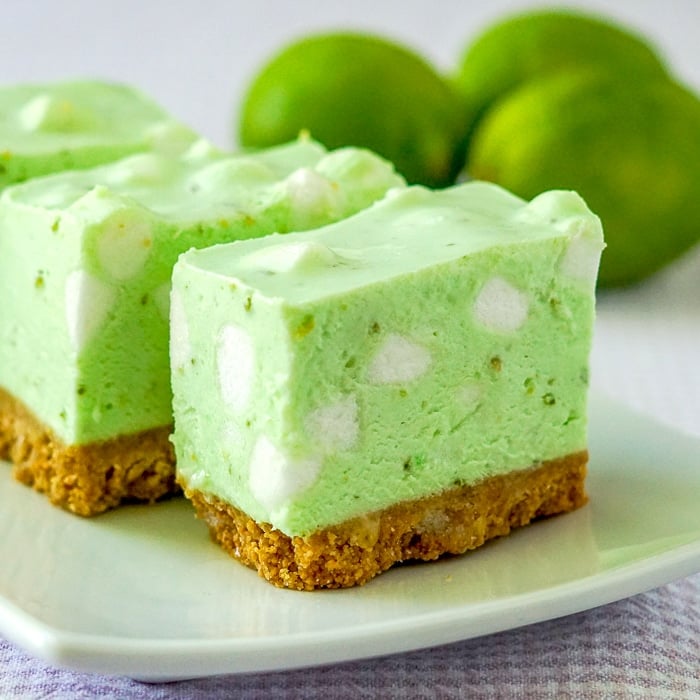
[
  {"x1": 241, "y1": 240, "x2": 341, "y2": 275},
  {"x1": 217, "y1": 324, "x2": 255, "y2": 414},
  {"x1": 186, "y1": 469, "x2": 208, "y2": 490},
  {"x1": 96, "y1": 217, "x2": 153, "y2": 280},
  {"x1": 249, "y1": 435, "x2": 322, "y2": 512},
  {"x1": 169, "y1": 290, "x2": 190, "y2": 372},
  {"x1": 473, "y1": 277, "x2": 529, "y2": 333},
  {"x1": 306, "y1": 395, "x2": 359, "y2": 453},
  {"x1": 368, "y1": 334, "x2": 431, "y2": 384},
  {"x1": 64, "y1": 270, "x2": 116, "y2": 353},
  {"x1": 286, "y1": 168, "x2": 343, "y2": 227},
  {"x1": 277, "y1": 241, "x2": 338, "y2": 271},
  {"x1": 561, "y1": 232, "x2": 604, "y2": 291}
]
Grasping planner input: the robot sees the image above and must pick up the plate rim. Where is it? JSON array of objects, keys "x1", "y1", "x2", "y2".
[{"x1": 2, "y1": 526, "x2": 699, "y2": 680}]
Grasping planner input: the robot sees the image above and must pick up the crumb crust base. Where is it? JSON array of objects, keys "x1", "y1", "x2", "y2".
[
  {"x1": 184, "y1": 451, "x2": 588, "y2": 590},
  {"x1": 0, "y1": 387, "x2": 177, "y2": 516}
]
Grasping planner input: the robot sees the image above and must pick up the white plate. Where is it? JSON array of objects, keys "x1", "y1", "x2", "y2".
[{"x1": 1, "y1": 394, "x2": 699, "y2": 681}]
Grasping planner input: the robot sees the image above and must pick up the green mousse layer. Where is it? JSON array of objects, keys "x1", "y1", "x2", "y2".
[
  {"x1": 0, "y1": 80, "x2": 198, "y2": 190},
  {"x1": 0, "y1": 138, "x2": 404, "y2": 445},
  {"x1": 171, "y1": 182, "x2": 604, "y2": 537}
]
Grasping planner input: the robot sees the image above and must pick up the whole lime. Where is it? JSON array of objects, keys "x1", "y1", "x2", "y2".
[
  {"x1": 238, "y1": 33, "x2": 467, "y2": 188},
  {"x1": 469, "y1": 70, "x2": 700, "y2": 287},
  {"x1": 455, "y1": 9, "x2": 668, "y2": 153}
]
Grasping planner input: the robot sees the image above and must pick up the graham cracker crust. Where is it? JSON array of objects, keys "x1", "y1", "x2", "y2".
[
  {"x1": 184, "y1": 451, "x2": 588, "y2": 591},
  {"x1": 0, "y1": 387, "x2": 178, "y2": 516}
]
